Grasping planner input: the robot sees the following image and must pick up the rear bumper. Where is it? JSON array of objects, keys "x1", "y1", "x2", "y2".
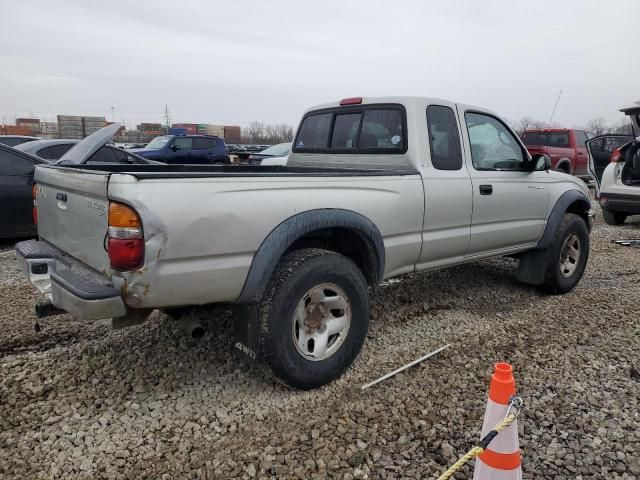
[
  {"x1": 600, "y1": 193, "x2": 640, "y2": 214},
  {"x1": 15, "y1": 239, "x2": 126, "y2": 320}
]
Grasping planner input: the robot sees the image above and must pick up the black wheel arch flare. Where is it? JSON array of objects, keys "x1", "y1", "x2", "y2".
[{"x1": 236, "y1": 209, "x2": 385, "y2": 304}]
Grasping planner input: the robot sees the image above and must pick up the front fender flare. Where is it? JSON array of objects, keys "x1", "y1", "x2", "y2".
[
  {"x1": 536, "y1": 189, "x2": 591, "y2": 250},
  {"x1": 236, "y1": 208, "x2": 385, "y2": 304}
]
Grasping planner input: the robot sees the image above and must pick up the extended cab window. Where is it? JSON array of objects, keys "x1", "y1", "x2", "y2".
[
  {"x1": 426, "y1": 105, "x2": 462, "y2": 170},
  {"x1": 465, "y1": 112, "x2": 525, "y2": 171},
  {"x1": 294, "y1": 106, "x2": 405, "y2": 153}
]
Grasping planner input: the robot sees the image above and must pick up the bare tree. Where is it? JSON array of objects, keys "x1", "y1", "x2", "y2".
[
  {"x1": 585, "y1": 118, "x2": 608, "y2": 137},
  {"x1": 241, "y1": 122, "x2": 294, "y2": 144},
  {"x1": 511, "y1": 117, "x2": 548, "y2": 136}
]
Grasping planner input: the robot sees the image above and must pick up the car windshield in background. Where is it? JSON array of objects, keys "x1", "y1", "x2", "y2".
[
  {"x1": 522, "y1": 131, "x2": 570, "y2": 148},
  {"x1": 260, "y1": 143, "x2": 291, "y2": 156},
  {"x1": 145, "y1": 136, "x2": 171, "y2": 150},
  {"x1": 294, "y1": 106, "x2": 405, "y2": 153}
]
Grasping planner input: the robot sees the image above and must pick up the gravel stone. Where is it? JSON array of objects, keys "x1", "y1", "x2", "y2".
[{"x1": 1, "y1": 203, "x2": 639, "y2": 478}]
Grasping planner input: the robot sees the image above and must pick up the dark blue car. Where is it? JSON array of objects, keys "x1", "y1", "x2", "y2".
[{"x1": 131, "y1": 135, "x2": 230, "y2": 165}]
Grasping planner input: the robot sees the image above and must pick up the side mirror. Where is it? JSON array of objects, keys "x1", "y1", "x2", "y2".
[
  {"x1": 170, "y1": 145, "x2": 180, "y2": 152},
  {"x1": 531, "y1": 153, "x2": 552, "y2": 172}
]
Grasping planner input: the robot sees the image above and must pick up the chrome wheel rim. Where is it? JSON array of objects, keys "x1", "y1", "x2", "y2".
[
  {"x1": 292, "y1": 283, "x2": 351, "y2": 361},
  {"x1": 560, "y1": 233, "x2": 581, "y2": 278}
]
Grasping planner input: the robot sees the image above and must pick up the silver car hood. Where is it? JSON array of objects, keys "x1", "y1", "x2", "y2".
[{"x1": 57, "y1": 123, "x2": 121, "y2": 164}]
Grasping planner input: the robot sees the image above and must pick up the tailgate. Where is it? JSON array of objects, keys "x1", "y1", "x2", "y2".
[{"x1": 35, "y1": 166, "x2": 111, "y2": 273}]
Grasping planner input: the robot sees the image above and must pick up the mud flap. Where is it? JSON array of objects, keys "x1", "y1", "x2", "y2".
[
  {"x1": 516, "y1": 249, "x2": 548, "y2": 285},
  {"x1": 231, "y1": 304, "x2": 261, "y2": 364}
]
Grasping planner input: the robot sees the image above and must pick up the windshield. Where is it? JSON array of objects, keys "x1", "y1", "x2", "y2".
[
  {"x1": 522, "y1": 131, "x2": 570, "y2": 148},
  {"x1": 145, "y1": 136, "x2": 171, "y2": 150},
  {"x1": 260, "y1": 143, "x2": 291, "y2": 156}
]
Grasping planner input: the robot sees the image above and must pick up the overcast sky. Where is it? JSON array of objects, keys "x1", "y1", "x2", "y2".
[{"x1": 0, "y1": 0, "x2": 638, "y2": 129}]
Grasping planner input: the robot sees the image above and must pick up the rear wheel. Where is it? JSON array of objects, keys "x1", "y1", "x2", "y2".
[
  {"x1": 540, "y1": 213, "x2": 589, "y2": 294},
  {"x1": 258, "y1": 248, "x2": 369, "y2": 389},
  {"x1": 602, "y1": 208, "x2": 627, "y2": 225}
]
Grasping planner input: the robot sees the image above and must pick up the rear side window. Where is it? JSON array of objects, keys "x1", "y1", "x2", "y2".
[
  {"x1": 295, "y1": 113, "x2": 332, "y2": 149},
  {"x1": 193, "y1": 137, "x2": 217, "y2": 150},
  {"x1": 36, "y1": 147, "x2": 54, "y2": 160},
  {"x1": 87, "y1": 147, "x2": 120, "y2": 164},
  {"x1": 294, "y1": 105, "x2": 406, "y2": 153},
  {"x1": 49, "y1": 144, "x2": 75, "y2": 159},
  {"x1": 426, "y1": 106, "x2": 463, "y2": 170}
]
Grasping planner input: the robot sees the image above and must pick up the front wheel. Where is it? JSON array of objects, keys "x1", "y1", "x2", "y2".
[
  {"x1": 540, "y1": 213, "x2": 589, "y2": 294},
  {"x1": 258, "y1": 248, "x2": 369, "y2": 389},
  {"x1": 602, "y1": 208, "x2": 627, "y2": 225}
]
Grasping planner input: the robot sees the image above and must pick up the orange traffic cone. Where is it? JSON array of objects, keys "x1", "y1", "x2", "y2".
[{"x1": 473, "y1": 363, "x2": 522, "y2": 480}]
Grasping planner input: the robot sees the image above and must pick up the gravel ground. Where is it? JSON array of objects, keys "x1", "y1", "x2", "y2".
[{"x1": 1, "y1": 205, "x2": 639, "y2": 479}]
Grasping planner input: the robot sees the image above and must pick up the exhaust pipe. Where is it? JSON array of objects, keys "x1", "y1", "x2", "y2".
[{"x1": 183, "y1": 315, "x2": 205, "y2": 339}]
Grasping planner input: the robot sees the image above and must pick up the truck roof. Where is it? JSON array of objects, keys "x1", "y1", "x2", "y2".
[{"x1": 302, "y1": 96, "x2": 495, "y2": 116}]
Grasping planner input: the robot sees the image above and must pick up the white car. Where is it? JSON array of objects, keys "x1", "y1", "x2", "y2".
[
  {"x1": 260, "y1": 155, "x2": 288, "y2": 166},
  {"x1": 588, "y1": 101, "x2": 640, "y2": 225}
]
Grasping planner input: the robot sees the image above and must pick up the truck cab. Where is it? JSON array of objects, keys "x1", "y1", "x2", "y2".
[
  {"x1": 521, "y1": 128, "x2": 589, "y2": 178},
  {"x1": 131, "y1": 134, "x2": 230, "y2": 165}
]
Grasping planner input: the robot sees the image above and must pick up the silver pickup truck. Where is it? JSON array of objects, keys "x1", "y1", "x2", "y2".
[{"x1": 17, "y1": 96, "x2": 593, "y2": 389}]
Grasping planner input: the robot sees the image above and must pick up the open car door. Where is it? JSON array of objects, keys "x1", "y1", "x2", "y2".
[{"x1": 586, "y1": 134, "x2": 633, "y2": 194}]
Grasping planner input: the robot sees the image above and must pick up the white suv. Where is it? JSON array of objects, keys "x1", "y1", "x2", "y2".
[{"x1": 588, "y1": 102, "x2": 640, "y2": 225}]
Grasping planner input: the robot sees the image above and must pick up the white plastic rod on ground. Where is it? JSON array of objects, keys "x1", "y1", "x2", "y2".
[{"x1": 361, "y1": 344, "x2": 451, "y2": 390}]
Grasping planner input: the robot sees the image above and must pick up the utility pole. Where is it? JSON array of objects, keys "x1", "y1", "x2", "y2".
[
  {"x1": 111, "y1": 106, "x2": 115, "y2": 122},
  {"x1": 164, "y1": 104, "x2": 171, "y2": 134}
]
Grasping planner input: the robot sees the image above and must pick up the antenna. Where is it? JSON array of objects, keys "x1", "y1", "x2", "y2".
[{"x1": 549, "y1": 89, "x2": 563, "y2": 126}]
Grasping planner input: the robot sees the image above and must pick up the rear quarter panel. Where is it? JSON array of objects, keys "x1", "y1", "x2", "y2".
[{"x1": 107, "y1": 173, "x2": 424, "y2": 308}]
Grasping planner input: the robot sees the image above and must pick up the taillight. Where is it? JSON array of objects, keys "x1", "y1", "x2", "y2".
[
  {"x1": 32, "y1": 184, "x2": 37, "y2": 225},
  {"x1": 610, "y1": 148, "x2": 622, "y2": 163},
  {"x1": 599, "y1": 194, "x2": 608, "y2": 207},
  {"x1": 107, "y1": 202, "x2": 144, "y2": 270}
]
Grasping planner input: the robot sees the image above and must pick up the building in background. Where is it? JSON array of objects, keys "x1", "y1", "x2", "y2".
[
  {"x1": 0, "y1": 125, "x2": 33, "y2": 136},
  {"x1": 56, "y1": 115, "x2": 106, "y2": 139},
  {"x1": 15, "y1": 118, "x2": 41, "y2": 134},
  {"x1": 41, "y1": 122, "x2": 58, "y2": 139},
  {"x1": 170, "y1": 123, "x2": 241, "y2": 143},
  {"x1": 224, "y1": 125, "x2": 241, "y2": 143},
  {"x1": 137, "y1": 123, "x2": 164, "y2": 138}
]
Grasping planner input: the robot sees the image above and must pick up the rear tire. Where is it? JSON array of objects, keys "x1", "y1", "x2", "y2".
[
  {"x1": 602, "y1": 208, "x2": 627, "y2": 225},
  {"x1": 540, "y1": 213, "x2": 589, "y2": 294},
  {"x1": 258, "y1": 248, "x2": 369, "y2": 389}
]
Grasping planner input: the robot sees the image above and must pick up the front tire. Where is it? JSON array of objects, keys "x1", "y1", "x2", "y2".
[
  {"x1": 602, "y1": 208, "x2": 627, "y2": 225},
  {"x1": 258, "y1": 248, "x2": 369, "y2": 389},
  {"x1": 540, "y1": 213, "x2": 589, "y2": 294}
]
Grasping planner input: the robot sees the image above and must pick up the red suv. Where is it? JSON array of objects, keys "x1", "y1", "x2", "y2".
[{"x1": 521, "y1": 129, "x2": 590, "y2": 179}]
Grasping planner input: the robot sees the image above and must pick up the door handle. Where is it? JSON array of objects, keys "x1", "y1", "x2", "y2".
[{"x1": 479, "y1": 185, "x2": 493, "y2": 195}]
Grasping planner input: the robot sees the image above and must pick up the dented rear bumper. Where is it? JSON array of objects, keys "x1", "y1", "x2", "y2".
[{"x1": 15, "y1": 239, "x2": 126, "y2": 320}]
